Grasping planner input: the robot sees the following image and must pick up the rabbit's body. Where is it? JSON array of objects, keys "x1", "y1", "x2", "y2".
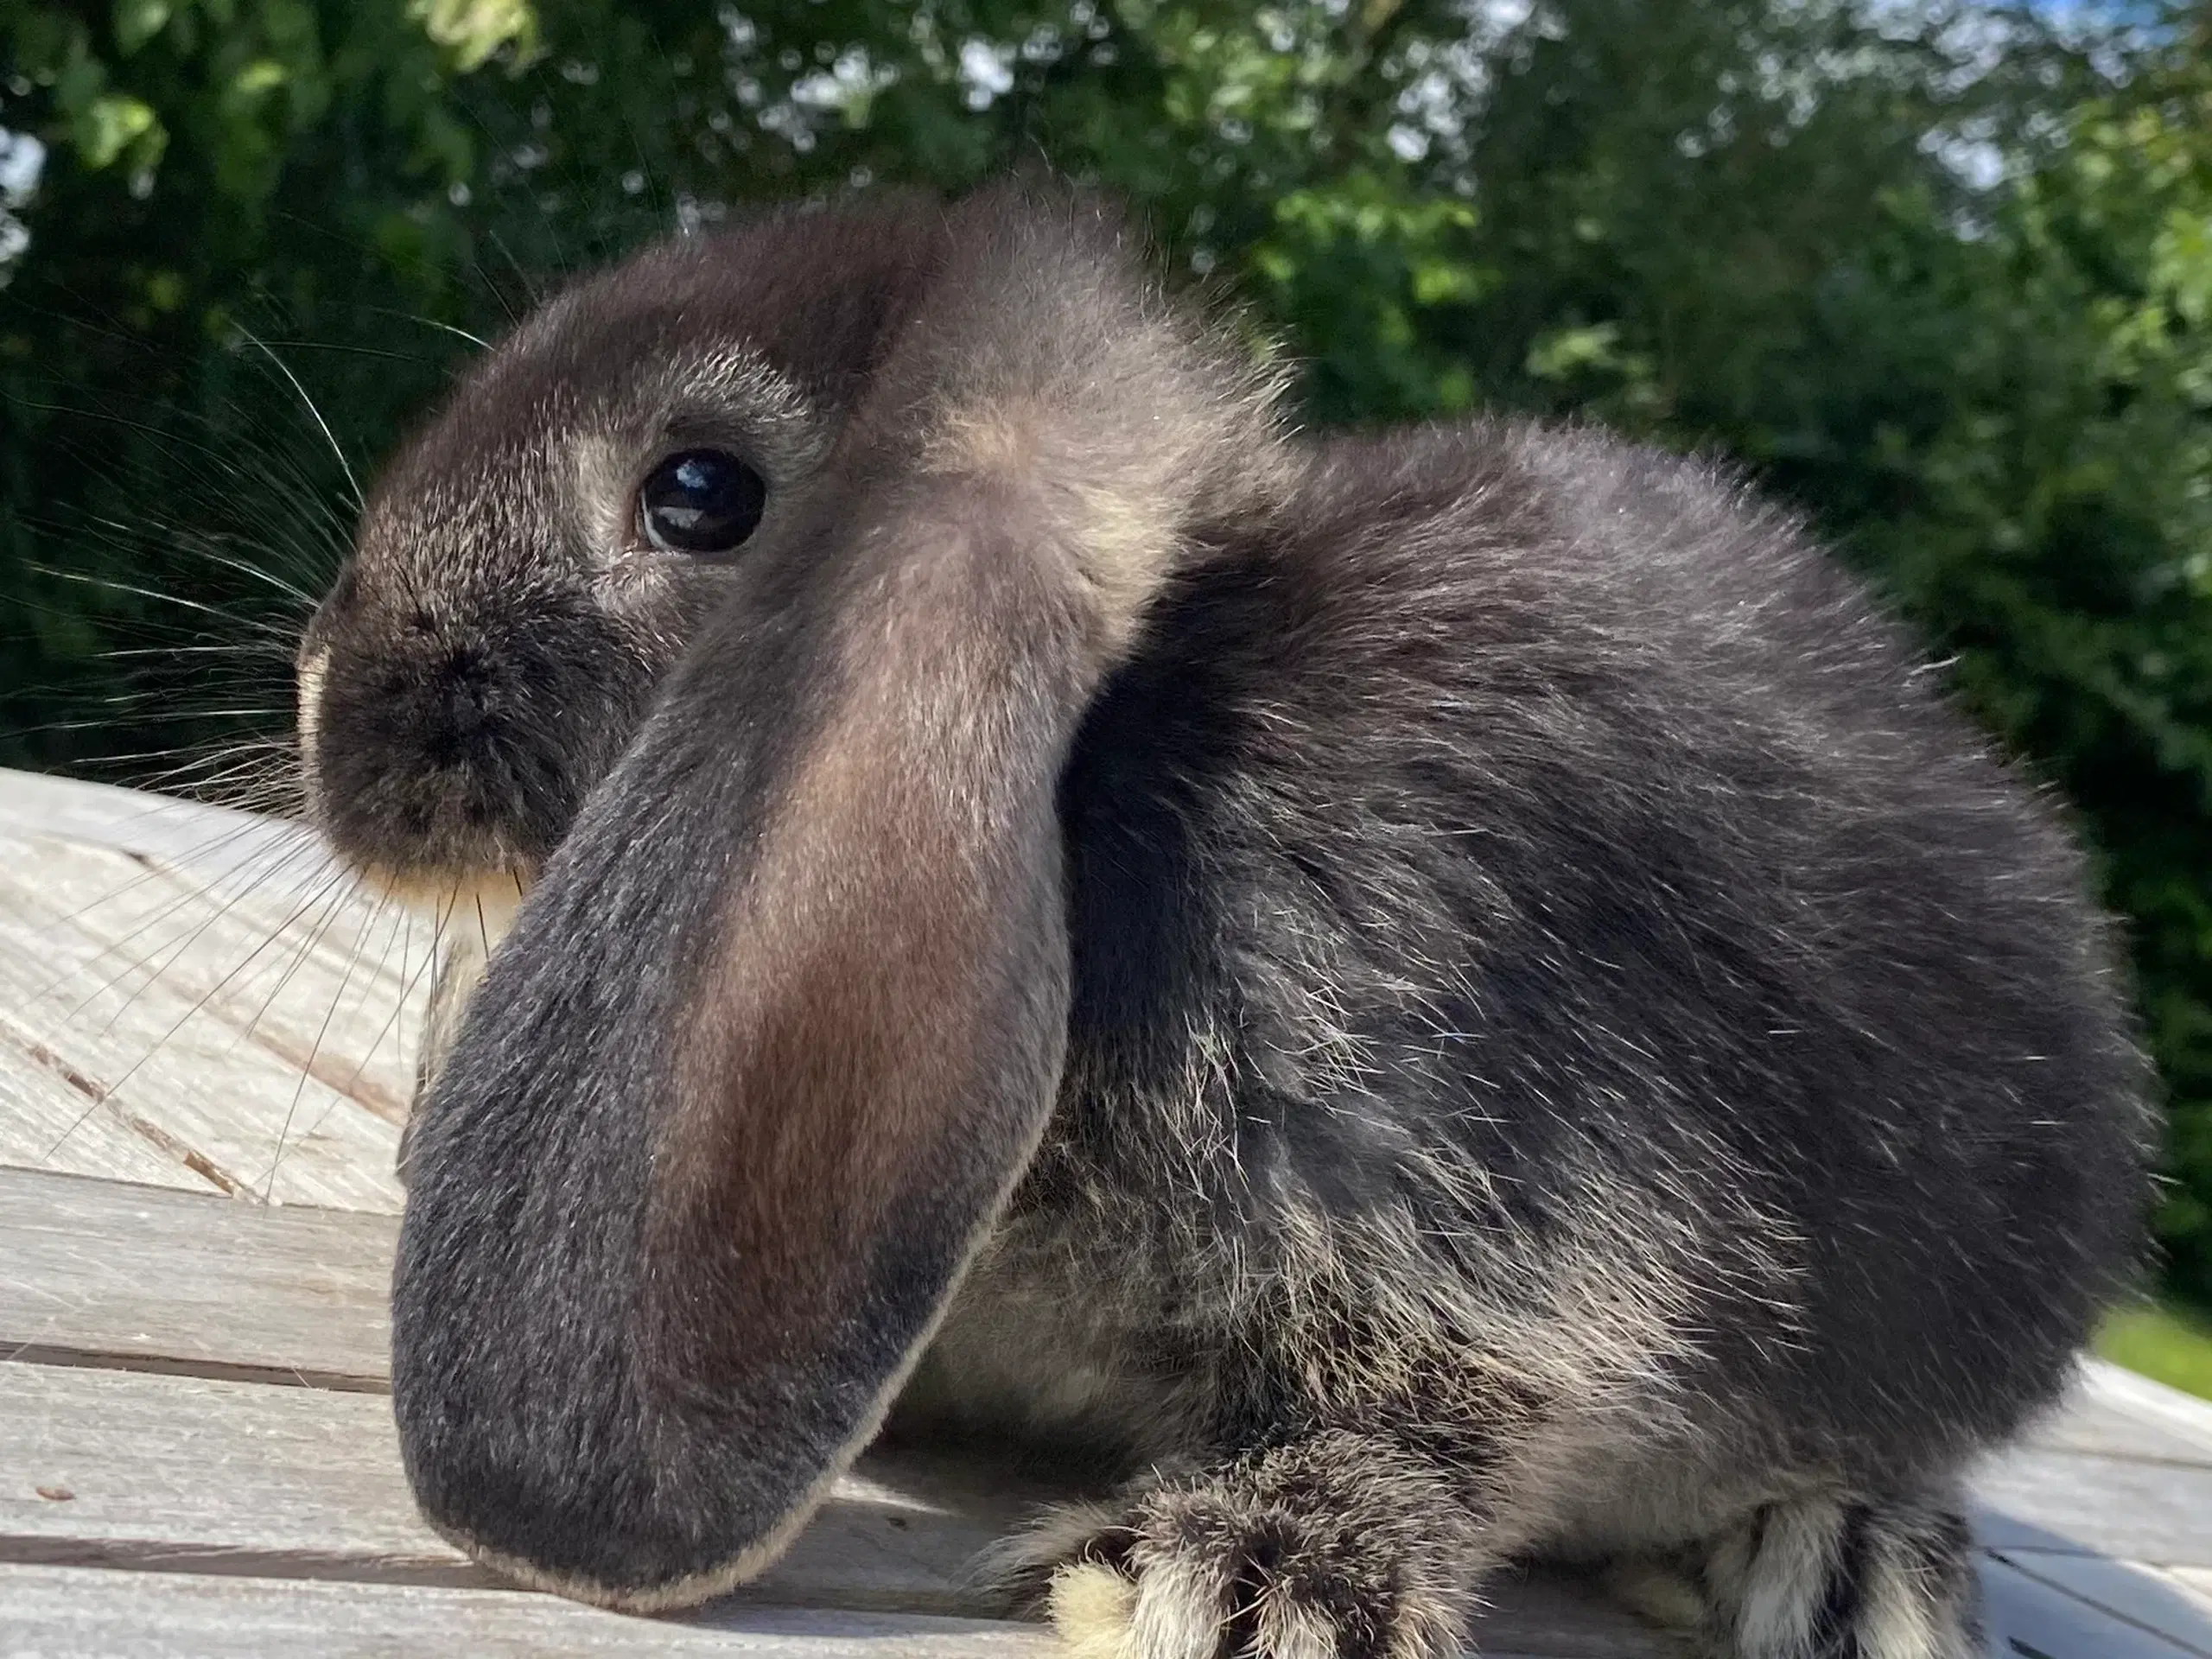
[
  {"x1": 892, "y1": 418, "x2": 2144, "y2": 1655},
  {"x1": 300, "y1": 188, "x2": 2148, "y2": 1658}
]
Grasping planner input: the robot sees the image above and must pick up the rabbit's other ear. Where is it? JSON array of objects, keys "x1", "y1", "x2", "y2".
[{"x1": 389, "y1": 188, "x2": 1281, "y2": 1611}]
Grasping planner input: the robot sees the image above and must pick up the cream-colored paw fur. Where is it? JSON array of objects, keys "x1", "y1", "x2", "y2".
[{"x1": 1049, "y1": 1562, "x2": 1142, "y2": 1659}]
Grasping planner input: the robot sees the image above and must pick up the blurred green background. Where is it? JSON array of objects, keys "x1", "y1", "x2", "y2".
[{"x1": 3, "y1": 0, "x2": 2211, "y2": 1349}]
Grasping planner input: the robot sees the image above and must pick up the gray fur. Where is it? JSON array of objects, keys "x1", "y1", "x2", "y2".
[{"x1": 298, "y1": 185, "x2": 2152, "y2": 1657}]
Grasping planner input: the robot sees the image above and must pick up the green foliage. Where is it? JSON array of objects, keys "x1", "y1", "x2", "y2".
[
  {"x1": 1860, "y1": 73, "x2": 2212, "y2": 1299},
  {"x1": 2101, "y1": 1301, "x2": 2212, "y2": 1402},
  {"x1": 5, "y1": 0, "x2": 2212, "y2": 1294}
]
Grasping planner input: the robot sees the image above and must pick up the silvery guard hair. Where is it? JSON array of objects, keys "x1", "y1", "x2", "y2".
[{"x1": 295, "y1": 183, "x2": 2152, "y2": 1658}]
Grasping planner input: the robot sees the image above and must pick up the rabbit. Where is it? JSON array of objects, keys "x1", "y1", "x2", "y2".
[{"x1": 294, "y1": 182, "x2": 2152, "y2": 1659}]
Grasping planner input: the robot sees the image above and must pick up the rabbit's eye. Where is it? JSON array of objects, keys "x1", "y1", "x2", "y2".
[{"x1": 636, "y1": 449, "x2": 767, "y2": 556}]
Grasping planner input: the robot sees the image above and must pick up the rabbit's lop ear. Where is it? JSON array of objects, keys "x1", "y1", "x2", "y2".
[{"x1": 388, "y1": 188, "x2": 1281, "y2": 1611}]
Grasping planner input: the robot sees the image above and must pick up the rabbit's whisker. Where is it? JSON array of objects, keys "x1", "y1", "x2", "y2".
[
  {"x1": 27, "y1": 565, "x2": 299, "y2": 640},
  {"x1": 236, "y1": 328, "x2": 364, "y2": 512},
  {"x1": 261, "y1": 872, "x2": 378, "y2": 1198},
  {"x1": 337, "y1": 899, "x2": 436, "y2": 1101},
  {"x1": 87, "y1": 841, "x2": 335, "y2": 1042},
  {"x1": 35, "y1": 862, "x2": 353, "y2": 1166},
  {"x1": 43, "y1": 833, "x2": 321, "y2": 1014}
]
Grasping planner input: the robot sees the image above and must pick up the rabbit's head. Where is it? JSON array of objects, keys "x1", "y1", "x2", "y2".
[
  {"x1": 327, "y1": 188, "x2": 1282, "y2": 1610},
  {"x1": 296, "y1": 194, "x2": 940, "y2": 905}
]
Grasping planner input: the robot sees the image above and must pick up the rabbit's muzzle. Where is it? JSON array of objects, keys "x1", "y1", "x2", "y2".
[{"x1": 298, "y1": 588, "x2": 651, "y2": 888}]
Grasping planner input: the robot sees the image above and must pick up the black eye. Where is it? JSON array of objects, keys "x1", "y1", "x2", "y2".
[{"x1": 635, "y1": 449, "x2": 767, "y2": 556}]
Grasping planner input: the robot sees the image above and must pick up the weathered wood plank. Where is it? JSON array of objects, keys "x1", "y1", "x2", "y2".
[
  {"x1": 1982, "y1": 1554, "x2": 2207, "y2": 1658},
  {"x1": 1978, "y1": 1361, "x2": 2212, "y2": 1594},
  {"x1": 1976, "y1": 1448, "x2": 2212, "y2": 1568},
  {"x1": 0, "y1": 1361, "x2": 1661, "y2": 1655},
  {"x1": 0, "y1": 1015, "x2": 219, "y2": 1195},
  {"x1": 0, "y1": 1563, "x2": 1058, "y2": 1658},
  {"x1": 1460, "y1": 1572, "x2": 1671, "y2": 1658},
  {"x1": 2166, "y1": 1571, "x2": 2212, "y2": 1625},
  {"x1": 0, "y1": 1363, "x2": 472, "y2": 1582},
  {"x1": 2025, "y1": 1363, "x2": 2212, "y2": 1471},
  {"x1": 0, "y1": 1167, "x2": 394, "y2": 1387},
  {"x1": 1992, "y1": 1552, "x2": 2212, "y2": 1657},
  {"x1": 2027, "y1": 1394, "x2": 2212, "y2": 1471},
  {"x1": 17, "y1": 1166, "x2": 2212, "y2": 1653},
  {"x1": 0, "y1": 1362, "x2": 1030, "y2": 1617},
  {"x1": 0, "y1": 768, "x2": 427, "y2": 1211}
]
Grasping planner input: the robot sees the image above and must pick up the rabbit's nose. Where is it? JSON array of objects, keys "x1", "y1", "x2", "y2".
[{"x1": 419, "y1": 642, "x2": 502, "y2": 765}]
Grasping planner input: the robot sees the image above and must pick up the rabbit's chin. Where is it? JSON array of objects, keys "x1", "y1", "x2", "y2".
[
  {"x1": 390, "y1": 861, "x2": 537, "y2": 1170},
  {"x1": 354, "y1": 863, "x2": 533, "y2": 949}
]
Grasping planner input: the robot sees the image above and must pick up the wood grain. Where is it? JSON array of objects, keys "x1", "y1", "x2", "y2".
[
  {"x1": 2026, "y1": 1393, "x2": 2212, "y2": 1471},
  {"x1": 0, "y1": 1362, "x2": 1029, "y2": 1615},
  {"x1": 0, "y1": 1363, "x2": 473, "y2": 1583},
  {"x1": 0, "y1": 1167, "x2": 394, "y2": 1388},
  {"x1": 1977, "y1": 1448, "x2": 2212, "y2": 1568},
  {"x1": 1982, "y1": 1554, "x2": 2206, "y2": 1659},
  {"x1": 2037, "y1": 1363, "x2": 2212, "y2": 1470},
  {"x1": 0, "y1": 1360, "x2": 1662, "y2": 1654},
  {"x1": 1993, "y1": 1551, "x2": 2212, "y2": 1657},
  {"x1": 0, "y1": 1563, "x2": 1058, "y2": 1658},
  {"x1": 0, "y1": 769, "x2": 432, "y2": 1212}
]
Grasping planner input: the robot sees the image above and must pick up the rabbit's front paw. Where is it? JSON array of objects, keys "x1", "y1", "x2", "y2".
[{"x1": 1004, "y1": 1434, "x2": 1478, "y2": 1659}]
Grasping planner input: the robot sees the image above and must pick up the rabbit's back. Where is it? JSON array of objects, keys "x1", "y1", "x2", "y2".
[{"x1": 1019, "y1": 415, "x2": 2147, "y2": 1497}]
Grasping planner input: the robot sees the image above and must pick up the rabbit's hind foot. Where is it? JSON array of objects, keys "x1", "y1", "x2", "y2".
[
  {"x1": 1609, "y1": 1491, "x2": 1982, "y2": 1659},
  {"x1": 989, "y1": 1429, "x2": 1482, "y2": 1659}
]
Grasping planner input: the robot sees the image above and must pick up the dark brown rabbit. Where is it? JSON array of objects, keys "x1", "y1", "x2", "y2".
[{"x1": 296, "y1": 184, "x2": 2151, "y2": 1659}]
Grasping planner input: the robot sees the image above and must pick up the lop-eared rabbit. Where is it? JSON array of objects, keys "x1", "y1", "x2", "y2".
[{"x1": 295, "y1": 185, "x2": 2148, "y2": 1658}]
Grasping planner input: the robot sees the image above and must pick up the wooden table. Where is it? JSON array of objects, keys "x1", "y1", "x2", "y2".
[{"x1": 3, "y1": 767, "x2": 2211, "y2": 1656}]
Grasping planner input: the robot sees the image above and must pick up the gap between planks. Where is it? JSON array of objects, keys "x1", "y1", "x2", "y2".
[
  {"x1": 0, "y1": 1166, "x2": 1665, "y2": 1657},
  {"x1": 0, "y1": 1562, "x2": 1062, "y2": 1659},
  {"x1": 0, "y1": 1360, "x2": 1029, "y2": 1617},
  {"x1": 0, "y1": 1166, "x2": 394, "y2": 1387},
  {"x1": 0, "y1": 1359, "x2": 1662, "y2": 1658},
  {"x1": 0, "y1": 1560, "x2": 1608, "y2": 1659},
  {"x1": 10, "y1": 1164, "x2": 2212, "y2": 1654}
]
